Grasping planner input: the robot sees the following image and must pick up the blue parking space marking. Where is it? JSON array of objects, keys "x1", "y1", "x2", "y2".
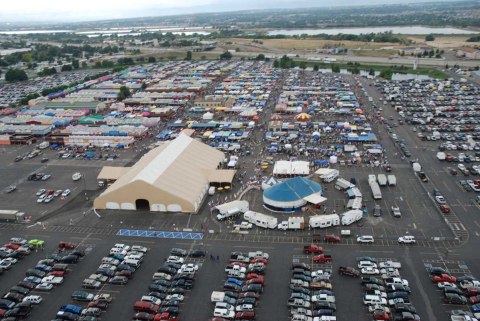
[{"x1": 117, "y1": 229, "x2": 203, "y2": 240}]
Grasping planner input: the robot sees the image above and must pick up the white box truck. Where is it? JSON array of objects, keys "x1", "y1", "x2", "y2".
[
  {"x1": 211, "y1": 291, "x2": 226, "y2": 303},
  {"x1": 341, "y1": 210, "x2": 363, "y2": 226},
  {"x1": 309, "y1": 214, "x2": 340, "y2": 229},
  {"x1": 243, "y1": 211, "x2": 278, "y2": 229},
  {"x1": 368, "y1": 175, "x2": 377, "y2": 184},
  {"x1": 335, "y1": 178, "x2": 354, "y2": 191},
  {"x1": 278, "y1": 217, "x2": 306, "y2": 230},
  {"x1": 387, "y1": 175, "x2": 396, "y2": 186},
  {"x1": 214, "y1": 200, "x2": 249, "y2": 221},
  {"x1": 377, "y1": 174, "x2": 387, "y2": 187}
]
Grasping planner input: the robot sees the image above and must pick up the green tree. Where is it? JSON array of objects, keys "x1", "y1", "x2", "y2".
[
  {"x1": 61, "y1": 64, "x2": 73, "y2": 72},
  {"x1": 185, "y1": 51, "x2": 193, "y2": 61},
  {"x1": 273, "y1": 60, "x2": 279, "y2": 68},
  {"x1": 299, "y1": 61, "x2": 307, "y2": 69},
  {"x1": 425, "y1": 34, "x2": 435, "y2": 41},
  {"x1": 117, "y1": 86, "x2": 131, "y2": 101},
  {"x1": 369, "y1": 68, "x2": 375, "y2": 76},
  {"x1": 331, "y1": 64, "x2": 340, "y2": 73},
  {"x1": 148, "y1": 56, "x2": 156, "y2": 63},
  {"x1": 81, "y1": 61, "x2": 87, "y2": 68},
  {"x1": 72, "y1": 60, "x2": 80, "y2": 69},
  {"x1": 5, "y1": 68, "x2": 28, "y2": 82},
  {"x1": 219, "y1": 51, "x2": 233, "y2": 60},
  {"x1": 255, "y1": 54, "x2": 266, "y2": 61},
  {"x1": 313, "y1": 64, "x2": 319, "y2": 71}
]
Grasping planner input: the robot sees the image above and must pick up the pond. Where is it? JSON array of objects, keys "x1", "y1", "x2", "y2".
[{"x1": 268, "y1": 26, "x2": 479, "y2": 36}]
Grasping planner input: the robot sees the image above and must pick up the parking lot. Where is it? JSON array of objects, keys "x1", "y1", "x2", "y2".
[{"x1": 1, "y1": 228, "x2": 479, "y2": 321}]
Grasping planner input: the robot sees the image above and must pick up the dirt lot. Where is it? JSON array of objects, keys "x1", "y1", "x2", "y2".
[
  {"x1": 405, "y1": 35, "x2": 480, "y2": 49},
  {"x1": 351, "y1": 49, "x2": 398, "y2": 57},
  {"x1": 217, "y1": 38, "x2": 397, "y2": 52}
]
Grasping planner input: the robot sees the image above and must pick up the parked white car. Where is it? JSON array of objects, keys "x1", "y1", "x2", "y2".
[
  {"x1": 361, "y1": 267, "x2": 380, "y2": 275},
  {"x1": 41, "y1": 275, "x2": 64, "y2": 285},
  {"x1": 357, "y1": 235, "x2": 374, "y2": 243},
  {"x1": 398, "y1": 235, "x2": 416, "y2": 244},
  {"x1": 23, "y1": 295, "x2": 43, "y2": 304}
]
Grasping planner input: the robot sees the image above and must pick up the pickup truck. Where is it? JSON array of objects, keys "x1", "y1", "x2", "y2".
[
  {"x1": 313, "y1": 254, "x2": 332, "y2": 263},
  {"x1": 234, "y1": 222, "x2": 253, "y2": 230},
  {"x1": 59, "y1": 304, "x2": 83, "y2": 314},
  {"x1": 303, "y1": 244, "x2": 324, "y2": 254},
  {"x1": 379, "y1": 261, "x2": 402, "y2": 269},
  {"x1": 230, "y1": 252, "x2": 250, "y2": 263}
]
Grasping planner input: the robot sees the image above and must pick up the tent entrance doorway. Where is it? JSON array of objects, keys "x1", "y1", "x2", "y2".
[{"x1": 135, "y1": 199, "x2": 150, "y2": 210}]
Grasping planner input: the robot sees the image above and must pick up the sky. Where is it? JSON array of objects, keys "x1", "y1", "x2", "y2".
[{"x1": 0, "y1": 0, "x2": 459, "y2": 23}]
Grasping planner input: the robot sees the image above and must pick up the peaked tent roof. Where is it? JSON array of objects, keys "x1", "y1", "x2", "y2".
[{"x1": 96, "y1": 133, "x2": 224, "y2": 208}]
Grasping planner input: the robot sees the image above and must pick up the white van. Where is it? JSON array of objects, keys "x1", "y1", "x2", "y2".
[
  {"x1": 125, "y1": 254, "x2": 143, "y2": 261},
  {"x1": 363, "y1": 295, "x2": 387, "y2": 305},
  {"x1": 358, "y1": 261, "x2": 377, "y2": 269},
  {"x1": 215, "y1": 302, "x2": 234, "y2": 311},
  {"x1": 152, "y1": 272, "x2": 172, "y2": 280},
  {"x1": 123, "y1": 258, "x2": 141, "y2": 268},
  {"x1": 208, "y1": 186, "x2": 216, "y2": 195}
]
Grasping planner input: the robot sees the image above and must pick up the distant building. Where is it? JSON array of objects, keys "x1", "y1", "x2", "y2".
[
  {"x1": 317, "y1": 47, "x2": 347, "y2": 55},
  {"x1": 398, "y1": 46, "x2": 432, "y2": 55},
  {"x1": 456, "y1": 47, "x2": 480, "y2": 59}
]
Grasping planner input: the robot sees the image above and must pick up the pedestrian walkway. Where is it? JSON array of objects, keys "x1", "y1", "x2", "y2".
[{"x1": 117, "y1": 229, "x2": 204, "y2": 240}]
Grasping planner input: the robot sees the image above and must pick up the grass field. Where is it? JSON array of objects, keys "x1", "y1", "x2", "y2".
[{"x1": 403, "y1": 35, "x2": 480, "y2": 49}]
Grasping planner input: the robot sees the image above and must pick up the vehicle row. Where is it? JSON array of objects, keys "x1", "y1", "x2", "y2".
[
  {"x1": 36, "y1": 188, "x2": 71, "y2": 204},
  {"x1": 427, "y1": 266, "x2": 480, "y2": 317},
  {"x1": 354, "y1": 256, "x2": 420, "y2": 321},
  {"x1": 209, "y1": 250, "x2": 270, "y2": 321},
  {"x1": 132, "y1": 247, "x2": 203, "y2": 321},
  {"x1": 288, "y1": 257, "x2": 336, "y2": 321}
]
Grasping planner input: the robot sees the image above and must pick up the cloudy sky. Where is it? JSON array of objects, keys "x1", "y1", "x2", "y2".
[{"x1": 0, "y1": 0, "x2": 456, "y2": 22}]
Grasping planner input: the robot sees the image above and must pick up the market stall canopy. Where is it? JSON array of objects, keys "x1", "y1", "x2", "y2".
[
  {"x1": 202, "y1": 112, "x2": 214, "y2": 120},
  {"x1": 295, "y1": 113, "x2": 311, "y2": 122}
]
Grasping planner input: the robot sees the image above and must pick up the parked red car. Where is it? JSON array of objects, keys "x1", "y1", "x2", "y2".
[
  {"x1": 431, "y1": 274, "x2": 457, "y2": 283},
  {"x1": 58, "y1": 241, "x2": 76, "y2": 250},
  {"x1": 373, "y1": 310, "x2": 390, "y2": 320},
  {"x1": 439, "y1": 204, "x2": 450, "y2": 214},
  {"x1": 250, "y1": 258, "x2": 268, "y2": 264},
  {"x1": 324, "y1": 235, "x2": 341, "y2": 243},
  {"x1": 3, "y1": 243, "x2": 21, "y2": 251}
]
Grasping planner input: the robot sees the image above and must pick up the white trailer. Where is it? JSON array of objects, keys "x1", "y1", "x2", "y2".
[
  {"x1": 369, "y1": 181, "x2": 382, "y2": 200},
  {"x1": 341, "y1": 210, "x2": 363, "y2": 226},
  {"x1": 309, "y1": 214, "x2": 340, "y2": 229},
  {"x1": 214, "y1": 200, "x2": 249, "y2": 221},
  {"x1": 436, "y1": 152, "x2": 446, "y2": 161},
  {"x1": 335, "y1": 178, "x2": 354, "y2": 191},
  {"x1": 316, "y1": 169, "x2": 339, "y2": 183},
  {"x1": 387, "y1": 175, "x2": 396, "y2": 186},
  {"x1": 243, "y1": 211, "x2": 278, "y2": 229},
  {"x1": 377, "y1": 174, "x2": 387, "y2": 187},
  {"x1": 278, "y1": 216, "x2": 306, "y2": 230},
  {"x1": 368, "y1": 175, "x2": 377, "y2": 185},
  {"x1": 38, "y1": 142, "x2": 50, "y2": 150}
]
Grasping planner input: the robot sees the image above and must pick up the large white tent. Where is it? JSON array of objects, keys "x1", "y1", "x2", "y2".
[
  {"x1": 94, "y1": 134, "x2": 226, "y2": 213},
  {"x1": 273, "y1": 160, "x2": 310, "y2": 176}
]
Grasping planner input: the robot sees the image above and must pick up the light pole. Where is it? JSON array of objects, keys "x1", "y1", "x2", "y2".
[{"x1": 83, "y1": 172, "x2": 88, "y2": 201}]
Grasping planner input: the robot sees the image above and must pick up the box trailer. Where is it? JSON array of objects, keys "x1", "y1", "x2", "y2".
[
  {"x1": 368, "y1": 174, "x2": 377, "y2": 185},
  {"x1": 346, "y1": 187, "x2": 362, "y2": 199},
  {"x1": 278, "y1": 216, "x2": 306, "y2": 230},
  {"x1": 214, "y1": 200, "x2": 249, "y2": 221},
  {"x1": 0, "y1": 210, "x2": 25, "y2": 222},
  {"x1": 387, "y1": 175, "x2": 396, "y2": 186},
  {"x1": 341, "y1": 210, "x2": 363, "y2": 226},
  {"x1": 243, "y1": 211, "x2": 278, "y2": 229},
  {"x1": 346, "y1": 197, "x2": 363, "y2": 210},
  {"x1": 377, "y1": 174, "x2": 387, "y2": 187},
  {"x1": 369, "y1": 181, "x2": 382, "y2": 200},
  {"x1": 309, "y1": 214, "x2": 340, "y2": 229}
]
